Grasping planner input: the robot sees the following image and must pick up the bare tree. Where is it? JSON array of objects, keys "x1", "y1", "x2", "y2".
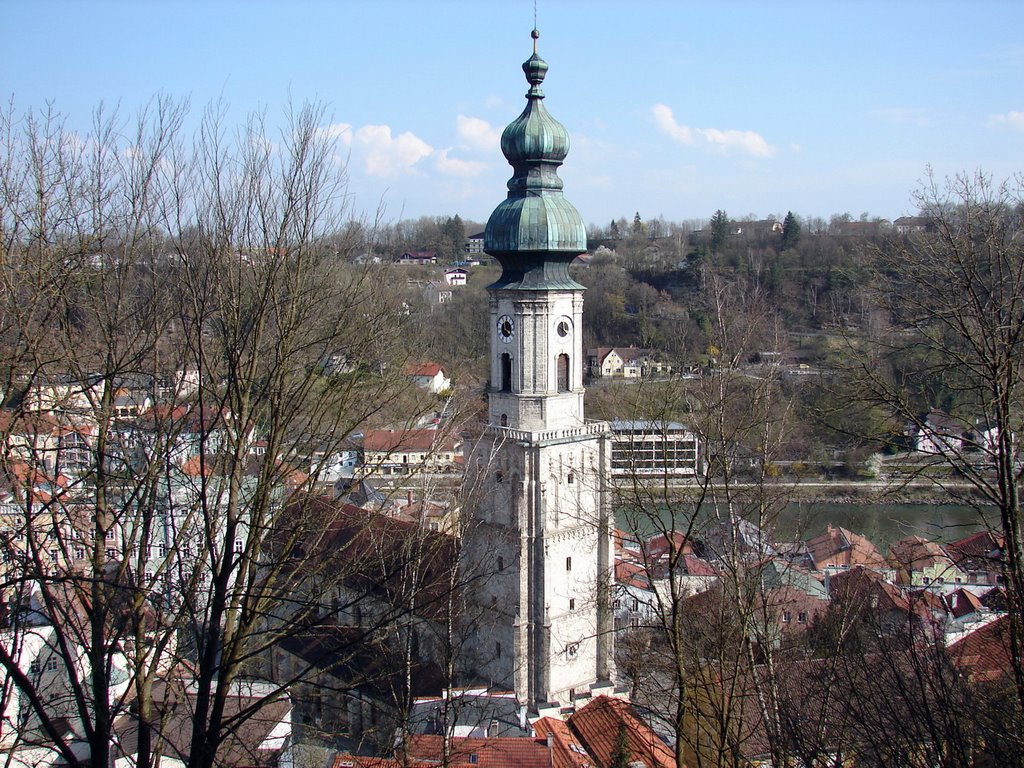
[
  {"x1": 0, "y1": 97, "x2": 437, "y2": 768},
  {"x1": 608, "y1": 269, "x2": 811, "y2": 767},
  {"x1": 846, "y1": 169, "x2": 1024, "y2": 717}
]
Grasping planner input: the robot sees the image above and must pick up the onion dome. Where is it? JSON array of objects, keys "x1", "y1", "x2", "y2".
[{"x1": 485, "y1": 30, "x2": 586, "y2": 290}]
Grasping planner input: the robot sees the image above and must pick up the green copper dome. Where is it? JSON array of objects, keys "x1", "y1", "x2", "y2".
[{"x1": 485, "y1": 31, "x2": 586, "y2": 289}]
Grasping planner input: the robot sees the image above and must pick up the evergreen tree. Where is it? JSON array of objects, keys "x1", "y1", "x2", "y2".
[
  {"x1": 609, "y1": 723, "x2": 631, "y2": 768},
  {"x1": 782, "y1": 210, "x2": 802, "y2": 250},
  {"x1": 709, "y1": 209, "x2": 730, "y2": 253},
  {"x1": 441, "y1": 214, "x2": 466, "y2": 260}
]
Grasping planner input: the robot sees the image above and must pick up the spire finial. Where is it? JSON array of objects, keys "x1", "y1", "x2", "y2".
[{"x1": 532, "y1": 27, "x2": 539, "y2": 55}]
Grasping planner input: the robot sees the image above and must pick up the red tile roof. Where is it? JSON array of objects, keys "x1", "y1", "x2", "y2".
[
  {"x1": 568, "y1": 696, "x2": 675, "y2": 768},
  {"x1": 948, "y1": 614, "x2": 1013, "y2": 683},
  {"x1": 806, "y1": 525, "x2": 886, "y2": 570},
  {"x1": 333, "y1": 698, "x2": 676, "y2": 768},
  {"x1": 533, "y1": 716, "x2": 593, "y2": 768},
  {"x1": 363, "y1": 428, "x2": 455, "y2": 453},
  {"x1": 405, "y1": 362, "x2": 444, "y2": 378}
]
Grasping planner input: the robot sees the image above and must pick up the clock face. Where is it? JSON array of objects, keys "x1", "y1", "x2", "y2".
[
  {"x1": 497, "y1": 314, "x2": 515, "y2": 342},
  {"x1": 556, "y1": 318, "x2": 572, "y2": 338}
]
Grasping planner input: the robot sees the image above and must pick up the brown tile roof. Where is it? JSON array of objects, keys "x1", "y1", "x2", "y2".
[
  {"x1": 948, "y1": 614, "x2": 1013, "y2": 683},
  {"x1": 113, "y1": 680, "x2": 290, "y2": 768},
  {"x1": 945, "y1": 530, "x2": 1005, "y2": 573},
  {"x1": 272, "y1": 497, "x2": 459, "y2": 620},
  {"x1": 805, "y1": 525, "x2": 885, "y2": 570},
  {"x1": 568, "y1": 695, "x2": 675, "y2": 768},
  {"x1": 533, "y1": 715, "x2": 594, "y2": 768},
  {"x1": 404, "y1": 362, "x2": 444, "y2": 377},
  {"x1": 944, "y1": 587, "x2": 984, "y2": 619},
  {"x1": 889, "y1": 535, "x2": 954, "y2": 572},
  {"x1": 828, "y1": 566, "x2": 915, "y2": 615},
  {"x1": 616, "y1": 558, "x2": 654, "y2": 591},
  {"x1": 363, "y1": 428, "x2": 455, "y2": 453}
]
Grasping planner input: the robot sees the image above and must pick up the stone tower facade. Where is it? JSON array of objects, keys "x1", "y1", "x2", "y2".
[{"x1": 463, "y1": 31, "x2": 615, "y2": 710}]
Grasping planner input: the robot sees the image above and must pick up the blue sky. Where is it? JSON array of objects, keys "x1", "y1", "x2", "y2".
[{"x1": 3, "y1": 1, "x2": 1023, "y2": 228}]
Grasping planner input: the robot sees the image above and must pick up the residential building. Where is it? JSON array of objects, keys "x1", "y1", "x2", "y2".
[
  {"x1": 465, "y1": 231, "x2": 485, "y2": 254},
  {"x1": 944, "y1": 530, "x2": 1006, "y2": 586},
  {"x1": 444, "y1": 267, "x2": 468, "y2": 286},
  {"x1": 805, "y1": 524, "x2": 889, "y2": 575},
  {"x1": 404, "y1": 362, "x2": 451, "y2": 394},
  {"x1": 889, "y1": 535, "x2": 968, "y2": 588},
  {"x1": 587, "y1": 346, "x2": 671, "y2": 379},
  {"x1": 422, "y1": 281, "x2": 453, "y2": 306},
  {"x1": 361, "y1": 427, "x2": 461, "y2": 475},
  {"x1": 398, "y1": 251, "x2": 438, "y2": 266},
  {"x1": 893, "y1": 215, "x2": 933, "y2": 235}
]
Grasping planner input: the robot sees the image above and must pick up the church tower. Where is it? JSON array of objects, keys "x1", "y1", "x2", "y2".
[{"x1": 464, "y1": 30, "x2": 615, "y2": 710}]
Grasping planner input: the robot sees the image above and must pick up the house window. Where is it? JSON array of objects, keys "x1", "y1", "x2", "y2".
[
  {"x1": 30, "y1": 659, "x2": 41, "y2": 674},
  {"x1": 632, "y1": 598, "x2": 639, "y2": 611},
  {"x1": 106, "y1": 549, "x2": 116, "y2": 559},
  {"x1": 497, "y1": 556, "x2": 504, "y2": 572},
  {"x1": 568, "y1": 471, "x2": 574, "y2": 484},
  {"x1": 557, "y1": 354, "x2": 570, "y2": 392},
  {"x1": 569, "y1": 598, "x2": 576, "y2": 610},
  {"x1": 495, "y1": 642, "x2": 502, "y2": 659},
  {"x1": 566, "y1": 556, "x2": 572, "y2": 571},
  {"x1": 798, "y1": 611, "x2": 807, "y2": 623},
  {"x1": 501, "y1": 354, "x2": 512, "y2": 392},
  {"x1": 495, "y1": 471, "x2": 503, "y2": 483},
  {"x1": 234, "y1": 539, "x2": 243, "y2": 553},
  {"x1": 500, "y1": 414, "x2": 508, "y2": 427},
  {"x1": 74, "y1": 547, "x2": 85, "y2": 560},
  {"x1": 46, "y1": 656, "x2": 59, "y2": 671},
  {"x1": 782, "y1": 611, "x2": 791, "y2": 623}
]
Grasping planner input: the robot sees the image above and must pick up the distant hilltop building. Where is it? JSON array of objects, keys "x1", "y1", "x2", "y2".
[
  {"x1": 893, "y1": 216, "x2": 934, "y2": 235},
  {"x1": 465, "y1": 231, "x2": 485, "y2": 254}
]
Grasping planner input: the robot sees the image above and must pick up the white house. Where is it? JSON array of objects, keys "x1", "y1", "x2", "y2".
[
  {"x1": 404, "y1": 362, "x2": 451, "y2": 394},
  {"x1": 587, "y1": 347, "x2": 671, "y2": 379},
  {"x1": 444, "y1": 268, "x2": 468, "y2": 287}
]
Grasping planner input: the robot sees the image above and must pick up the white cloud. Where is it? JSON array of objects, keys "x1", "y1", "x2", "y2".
[
  {"x1": 652, "y1": 103, "x2": 776, "y2": 158},
  {"x1": 989, "y1": 111, "x2": 1024, "y2": 132},
  {"x1": 652, "y1": 104, "x2": 695, "y2": 145},
  {"x1": 350, "y1": 124, "x2": 433, "y2": 177},
  {"x1": 318, "y1": 122, "x2": 353, "y2": 143},
  {"x1": 456, "y1": 114, "x2": 501, "y2": 152},
  {"x1": 433, "y1": 148, "x2": 488, "y2": 178}
]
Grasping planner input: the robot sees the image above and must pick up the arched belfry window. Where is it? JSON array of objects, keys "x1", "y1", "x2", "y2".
[
  {"x1": 501, "y1": 353, "x2": 512, "y2": 392},
  {"x1": 557, "y1": 353, "x2": 570, "y2": 393}
]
